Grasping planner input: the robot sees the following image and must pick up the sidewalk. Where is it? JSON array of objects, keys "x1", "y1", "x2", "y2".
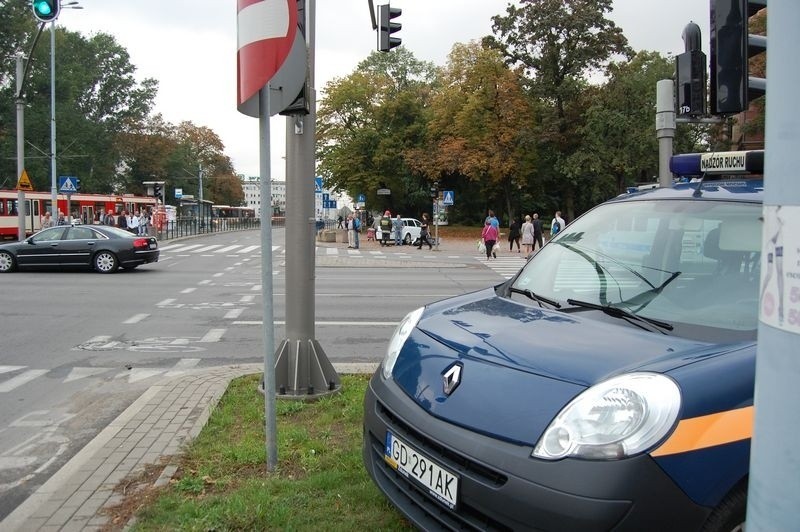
[{"x1": 0, "y1": 362, "x2": 377, "y2": 531}]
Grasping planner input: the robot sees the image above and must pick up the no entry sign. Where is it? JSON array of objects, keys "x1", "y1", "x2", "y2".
[{"x1": 237, "y1": 0, "x2": 298, "y2": 116}]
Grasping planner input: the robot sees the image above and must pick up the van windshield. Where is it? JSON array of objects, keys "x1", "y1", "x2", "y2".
[{"x1": 511, "y1": 199, "x2": 762, "y2": 341}]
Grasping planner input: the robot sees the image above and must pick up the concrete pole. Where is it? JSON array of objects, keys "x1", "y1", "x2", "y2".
[
  {"x1": 655, "y1": 79, "x2": 675, "y2": 188},
  {"x1": 748, "y1": 2, "x2": 800, "y2": 529},
  {"x1": 275, "y1": 0, "x2": 340, "y2": 399},
  {"x1": 16, "y1": 55, "x2": 26, "y2": 239}
]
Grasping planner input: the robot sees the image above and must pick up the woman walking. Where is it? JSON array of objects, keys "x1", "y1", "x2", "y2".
[
  {"x1": 521, "y1": 215, "x2": 535, "y2": 257},
  {"x1": 481, "y1": 219, "x2": 499, "y2": 260},
  {"x1": 417, "y1": 213, "x2": 433, "y2": 250}
]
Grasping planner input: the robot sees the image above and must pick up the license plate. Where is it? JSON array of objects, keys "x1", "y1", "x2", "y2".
[
  {"x1": 384, "y1": 431, "x2": 458, "y2": 509},
  {"x1": 149, "y1": 243, "x2": 156, "y2": 249}
]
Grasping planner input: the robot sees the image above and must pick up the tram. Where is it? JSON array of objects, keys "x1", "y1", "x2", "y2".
[{"x1": 0, "y1": 189, "x2": 157, "y2": 240}]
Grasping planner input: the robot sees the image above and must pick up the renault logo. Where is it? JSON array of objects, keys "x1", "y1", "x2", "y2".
[{"x1": 442, "y1": 363, "x2": 463, "y2": 396}]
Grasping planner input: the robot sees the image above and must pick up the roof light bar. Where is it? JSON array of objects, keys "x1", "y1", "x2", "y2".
[{"x1": 670, "y1": 150, "x2": 764, "y2": 177}]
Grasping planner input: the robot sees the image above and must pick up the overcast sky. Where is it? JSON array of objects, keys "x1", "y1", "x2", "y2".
[{"x1": 59, "y1": 0, "x2": 710, "y2": 181}]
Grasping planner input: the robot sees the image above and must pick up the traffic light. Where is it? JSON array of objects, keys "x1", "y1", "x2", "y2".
[
  {"x1": 709, "y1": 0, "x2": 767, "y2": 115},
  {"x1": 378, "y1": 3, "x2": 401, "y2": 52},
  {"x1": 32, "y1": 0, "x2": 60, "y2": 23},
  {"x1": 676, "y1": 22, "x2": 706, "y2": 117},
  {"x1": 153, "y1": 183, "x2": 163, "y2": 201}
]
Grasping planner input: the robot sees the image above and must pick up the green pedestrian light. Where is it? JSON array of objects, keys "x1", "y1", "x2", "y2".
[{"x1": 32, "y1": 0, "x2": 60, "y2": 22}]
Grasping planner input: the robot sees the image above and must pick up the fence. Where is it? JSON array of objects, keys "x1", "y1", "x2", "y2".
[{"x1": 157, "y1": 216, "x2": 285, "y2": 241}]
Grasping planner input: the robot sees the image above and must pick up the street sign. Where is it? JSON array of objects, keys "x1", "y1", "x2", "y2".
[
  {"x1": 17, "y1": 169, "x2": 33, "y2": 191},
  {"x1": 175, "y1": 188, "x2": 183, "y2": 199},
  {"x1": 58, "y1": 176, "x2": 79, "y2": 194},
  {"x1": 377, "y1": 188, "x2": 391, "y2": 196},
  {"x1": 357, "y1": 194, "x2": 366, "y2": 202},
  {"x1": 236, "y1": 0, "x2": 299, "y2": 117},
  {"x1": 315, "y1": 177, "x2": 323, "y2": 193},
  {"x1": 443, "y1": 190, "x2": 454, "y2": 205}
]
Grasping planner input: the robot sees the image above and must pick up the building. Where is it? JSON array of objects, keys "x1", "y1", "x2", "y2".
[{"x1": 239, "y1": 175, "x2": 286, "y2": 217}]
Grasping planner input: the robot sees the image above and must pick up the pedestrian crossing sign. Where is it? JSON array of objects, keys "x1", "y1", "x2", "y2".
[
  {"x1": 443, "y1": 190, "x2": 454, "y2": 205},
  {"x1": 58, "y1": 176, "x2": 79, "y2": 193}
]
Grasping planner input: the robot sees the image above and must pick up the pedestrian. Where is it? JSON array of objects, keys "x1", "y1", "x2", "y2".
[
  {"x1": 346, "y1": 214, "x2": 356, "y2": 249},
  {"x1": 481, "y1": 218, "x2": 499, "y2": 260},
  {"x1": 128, "y1": 211, "x2": 140, "y2": 234},
  {"x1": 521, "y1": 214, "x2": 535, "y2": 257},
  {"x1": 118, "y1": 210, "x2": 129, "y2": 231},
  {"x1": 392, "y1": 214, "x2": 403, "y2": 246},
  {"x1": 379, "y1": 210, "x2": 392, "y2": 246},
  {"x1": 508, "y1": 218, "x2": 521, "y2": 252},
  {"x1": 104, "y1": 209, "x2": 116, "y2": 226},
  {"x1": 550, "y1": 211, "x2": 566, "y2": 239},
  {"x1": 138, "y1": 209, "x2": 150, "y2": 236},
  {"x1": 337, "y1": 215, "x2": 344, "y2": 229},
  {"x1": 485, "y1": 209, "x2": 499, "y2": 229},
  {"x1": 532, "y1": 213, "x2": 544, "y2": 251},
  {"x1": 41, "y1": 211, "x2": 54, "y2": 229},
  {"x1": 417, "y1": 213, "x2": 433, "y2": 250},
  {"x1": 353, "y1": 212, "x2": 361, "y2": 249}
]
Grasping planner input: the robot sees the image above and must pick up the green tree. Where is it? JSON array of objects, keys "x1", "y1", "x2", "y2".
[
  {"x1": 316, "y1": 48, "x2": 437, "y2": 216},
  {"x1": 0, "y1": 19, "x2": 157, "y2": 193},
  {"x1": 487, "y1": 0, "x2": 632, "y2": 220}
]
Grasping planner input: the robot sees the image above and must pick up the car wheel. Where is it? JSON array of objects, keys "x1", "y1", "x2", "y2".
[
  {"x1": 404, "y1": 233, "x2": 412, "y2": 245},
  {"x1": 94, "y1": 251, "x2": 119, "y2": 273},
  {"x1": 0, "y1": 251, "x2": 16, "y2": 273},
  {"x1": 701, "y1": 484, "x2": 746, "y2": 532}
]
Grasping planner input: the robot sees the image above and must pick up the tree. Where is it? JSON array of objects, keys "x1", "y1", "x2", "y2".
[
  {"x1": 409, "y1": 41, "x2": 537, "y2": 225},
  {"x1": 316, "y1": 48, "x2": 437, "y2": 216},
  {"x1": 487, "y1": 0, "x2": 633, "y2": 220},
  {"x1": 564, "y1": 51, "x2": 674, "y2": 198},
  {"x1": 0, "y1": 17, "x2": 157, "y2": 193}
]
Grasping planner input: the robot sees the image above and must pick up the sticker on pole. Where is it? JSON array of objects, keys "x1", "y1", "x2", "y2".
[{"x1": 237, "y1": 0, "x2": 298, "y2": 117}]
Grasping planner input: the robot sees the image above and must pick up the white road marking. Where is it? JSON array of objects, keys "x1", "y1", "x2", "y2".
[
  {"x1": 164, "y1": 358, "x2": 202, "y2": 377},
  {"x1": 64, "y1": 367, "x2": 113, "y2": 383},
  {"x1": 213, "y1": 272, "x2": 224, "y2": 277},
  {"x1": 0, "y1": 366, "x2": 26, "y2": 375},
  {"x1": 156, "y1": 298, "x2": 176, "y2": 307},
  {"x1": 237, "y1": 245, "x2": 259, "y2": 253},
  {"x1": 123, "y1": 313, "x2": 149, "y2": 324},
  {"x1": 224, "y1": 308, "x2": 244, "y2": 319},
  {"x1": 0, "y1": 370, "x2": 49, "y2": 393},
  {"x1": 194, "y1": 245, "x2": 224, "y2": 253},
  {"x1": 181, "y1": 287, "x2": 197, "y2": 294},
  {"x1": 200, "y1": 329, "x2": 226, "y2": 342},
  {"x1": 216, "y1": 245, "x2": 242, "y2": 253}
]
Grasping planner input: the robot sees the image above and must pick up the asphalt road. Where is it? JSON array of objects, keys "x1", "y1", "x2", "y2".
[{"x1": 0, "y1": 227, "x2": 513, "y2": 519}]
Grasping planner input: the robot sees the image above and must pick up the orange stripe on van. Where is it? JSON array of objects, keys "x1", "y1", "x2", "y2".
[{"x1": 650, "y1": 406, "x2": 753, "y2": 457}]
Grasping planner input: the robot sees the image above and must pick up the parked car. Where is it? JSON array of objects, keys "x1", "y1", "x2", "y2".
[
  {"x1": 375, "y1": 217, "x2": 422, "y2": 245},
  {"x1": 0, "y1": 225, "x2": 159, "y2": 273},
  {"x1": 363, "y1": 155, "x2": 762, "y2": 531}
]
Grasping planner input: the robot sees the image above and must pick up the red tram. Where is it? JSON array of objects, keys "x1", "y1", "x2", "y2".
[{"x1": 0, "y1": 189, "x2": 157, "y2": 240}]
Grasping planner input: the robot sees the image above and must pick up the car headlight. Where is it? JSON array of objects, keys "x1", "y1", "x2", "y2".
[
  {"x1": 533, "y1": 373, "x2": 681, "y2": 460},
  {"x1": 382, "y1": 307, "x2": 425, "y2": 380}
]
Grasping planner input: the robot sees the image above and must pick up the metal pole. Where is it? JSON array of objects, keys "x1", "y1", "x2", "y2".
[
  {"x1": 259, "y1": 86, "x2": 277, "y2": 471},
  {"x1": 275, "y1": 0, "x2": 339, "y2": 398},
  {"x1": 655, "y1": 79, "x2": 675, "y2": 187},
  {"x1": 49, "y1": 21, "x2": 58, "y2": 221},
  {"x1": 16, "y1": 55, "x2": 26, "y2": 240},
  {"x1": 748, "y1": 2, "x2": 800, "y2": 529},
  {"x1": 198, "y1": 164, "x2": 204, "y2": 203}
]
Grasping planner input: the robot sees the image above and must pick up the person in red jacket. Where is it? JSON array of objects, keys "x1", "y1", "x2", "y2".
[{"x1": 481, "y1": 219, "x2": 499, "y2": 260}]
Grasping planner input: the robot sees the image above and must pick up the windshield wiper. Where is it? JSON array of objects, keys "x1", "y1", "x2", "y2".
[
  {"x1": 565, "y1": 298, "x2": 673, "y2": 333},
  {"x1": 509, "y1": 287, "x2": 562, "y2": 309}
]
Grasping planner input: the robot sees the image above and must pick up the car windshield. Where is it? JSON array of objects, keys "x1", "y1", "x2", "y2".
[{"x1": 511, "y1": 199, "x2": 761, "y2": 340}]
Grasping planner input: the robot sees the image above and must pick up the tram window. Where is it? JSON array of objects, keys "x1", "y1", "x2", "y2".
[{"x1": 0, "y1": 200, "x2": 5, "y2": 215}]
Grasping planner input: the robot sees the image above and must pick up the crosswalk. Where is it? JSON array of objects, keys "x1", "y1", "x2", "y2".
[
  {"x1": 0, "y1": 358, "x2": 209, "y2": 392},
  {"x1": 159, "y1": 242, "x2": 529, "y2": 278}
]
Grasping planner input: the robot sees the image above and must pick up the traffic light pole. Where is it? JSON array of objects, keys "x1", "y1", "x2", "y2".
[
  {"x1": 16, "y1": 55, "x2": 26, "y2": 239},
  {"x1": 748, "y1": 2, "x2": 800, "y2": 529},
  {"x1": 49, "y1": 20, "x2": 58, "y2": 222},
  {"x1": 274, "y1": 0, "x2": 340, "y2": 399}
]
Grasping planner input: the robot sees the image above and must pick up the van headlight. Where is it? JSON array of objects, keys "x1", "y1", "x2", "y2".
[
  {"x1": 533, "y1": 373, "x2": 681, "y2": 460},
  {"x1": 382, "y1": 307, "x2": 425, "y2": 380}
]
